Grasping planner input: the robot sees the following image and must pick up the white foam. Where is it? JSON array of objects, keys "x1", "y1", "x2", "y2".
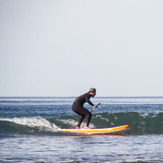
[
  {"x1": 0, "y1": 117, "x2": 60, "y2": 131},
  {"x1": 59, "y1": 119, "x2": 77, "y2": 127},
  {"x1": 59, "y1": 119, "x2": 95, "y2": 128},
  {"x1": 95, "y1": 115, "x2": 109, "y2": 122}
]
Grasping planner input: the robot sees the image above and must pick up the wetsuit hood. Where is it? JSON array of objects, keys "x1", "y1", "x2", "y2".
[{"x1": 89, "y1": 88, "x2": 96, "y2": 93}]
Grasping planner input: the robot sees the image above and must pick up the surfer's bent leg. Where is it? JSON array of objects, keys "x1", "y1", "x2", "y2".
[
  {"x1": 72, "y1": 105, "x2": 92, "y2": 128},
  {"x1": 77, "y1": 115, "x2": 85, "y2": 128},
  {"x1": 78, "y1": 107, "x2": 92, "y2": 127},
  {"x1": 85, "y1": 111, "x2": 92, "y2": 127}
]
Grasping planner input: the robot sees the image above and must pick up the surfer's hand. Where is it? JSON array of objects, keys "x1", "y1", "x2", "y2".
[{"x1": 93, "y1": 106, "x2": 96, "y2": 110}]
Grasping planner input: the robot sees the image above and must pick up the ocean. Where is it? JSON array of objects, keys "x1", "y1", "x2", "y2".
[{"x1": 0, "y1": 97, "x2": 163, "y2": 163}]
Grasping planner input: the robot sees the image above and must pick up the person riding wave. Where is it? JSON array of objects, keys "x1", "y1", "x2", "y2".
[{"x1": 72, "y1": 88, "x2": 96, "y2": 129}]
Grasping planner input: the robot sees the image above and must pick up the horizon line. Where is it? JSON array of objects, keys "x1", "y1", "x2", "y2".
[{"x1": 0, "y1": 96, "x2": 163, "y2": 98}]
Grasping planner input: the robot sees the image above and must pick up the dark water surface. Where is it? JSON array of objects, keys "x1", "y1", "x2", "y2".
[{"x1": 0, "y1": 97, "x2": 163, "y2": 162}]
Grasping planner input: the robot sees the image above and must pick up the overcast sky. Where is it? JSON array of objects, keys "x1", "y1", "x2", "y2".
[{"x1": 0, "y1": 0, "x2": 163, "y2": 97}]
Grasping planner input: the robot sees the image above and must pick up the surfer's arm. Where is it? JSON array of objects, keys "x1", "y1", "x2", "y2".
[{"x1": 85, "y1": 96, "x2": 94, "y2": 106}]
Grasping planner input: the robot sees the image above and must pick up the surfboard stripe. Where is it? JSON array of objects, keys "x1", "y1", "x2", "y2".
[{"x1": 58, "y1": 125, "x2": 131, "y2": 134}]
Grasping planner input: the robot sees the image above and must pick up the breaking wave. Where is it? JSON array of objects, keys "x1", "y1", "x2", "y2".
[{"x1": 0, "y1": 112, "x2": 163, "y2": 136}]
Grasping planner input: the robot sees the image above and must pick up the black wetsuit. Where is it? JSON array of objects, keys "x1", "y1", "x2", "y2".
[{"x1": 72, "y1": 92, "x2": 94, "y2": 128}]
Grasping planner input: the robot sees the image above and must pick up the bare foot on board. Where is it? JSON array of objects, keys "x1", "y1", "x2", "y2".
[
  {"x1": 76, "y1": 126, "x2": 80, "y2": 129},
  {"x1": 83, "y1": 126, "x2": 91, "y2": 129}
]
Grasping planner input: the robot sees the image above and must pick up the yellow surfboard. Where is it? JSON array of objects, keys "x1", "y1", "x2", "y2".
[{"x1": 58, "y1": 125, "x2": 130, "y2": 135}]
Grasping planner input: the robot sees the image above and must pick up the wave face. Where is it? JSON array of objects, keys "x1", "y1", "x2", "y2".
[
  {"x1": 91, "y1": 112, "x2": 163, "y2": 134},
  {"x1": 0, "y1": 112, "x2": 163, "y2": 135}
]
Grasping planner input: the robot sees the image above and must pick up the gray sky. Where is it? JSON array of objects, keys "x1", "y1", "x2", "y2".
[{"x1": 0, "y1": 0, "x2": 163, "y2": 97}]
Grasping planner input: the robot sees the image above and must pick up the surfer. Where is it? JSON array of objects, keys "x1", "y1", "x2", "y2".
[{"x1": 72, "y1": 88, "x2": 96, "y2": 129}]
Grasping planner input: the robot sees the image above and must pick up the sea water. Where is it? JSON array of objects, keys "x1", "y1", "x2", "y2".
[{"x1": 0, "y1": 97, "x2": 163, "y2": 163}]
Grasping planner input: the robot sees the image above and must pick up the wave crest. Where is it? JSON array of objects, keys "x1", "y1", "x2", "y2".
[{"x1": 0, "y1": 112, "x2": 163, "y2": 135}]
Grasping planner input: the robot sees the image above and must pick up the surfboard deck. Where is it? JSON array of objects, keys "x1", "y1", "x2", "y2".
[{"x1": 58, "y1": 125, "x2": 131, "y2": 135}]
